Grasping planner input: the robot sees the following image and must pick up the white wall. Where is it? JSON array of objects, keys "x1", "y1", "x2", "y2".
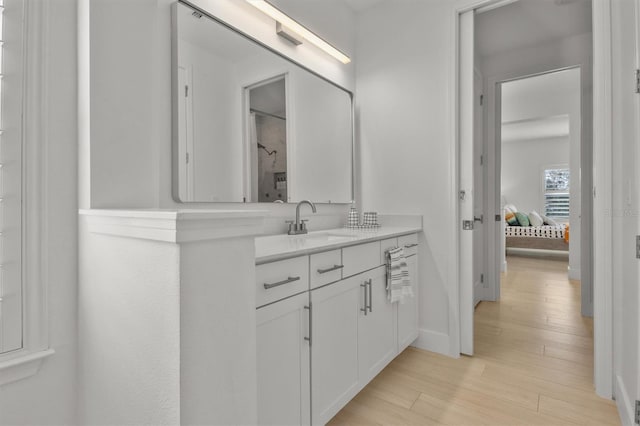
[
  {"x1": 501, "y1": 137, "x2": 570, "y2": 215},
  {"x1": 611, "y1": 0, "x2": 639, "y2": 422},
  {"x1": 356, "y1": 0, "x2": 453, "y2": 352},
  {"x1": 0, "y1": 0, "x2": 78, "y2": 424}
]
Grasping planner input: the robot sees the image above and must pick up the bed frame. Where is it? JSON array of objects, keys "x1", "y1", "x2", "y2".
[{"x1": 505, "y1": 236, "x2": 568, "y2": 251}]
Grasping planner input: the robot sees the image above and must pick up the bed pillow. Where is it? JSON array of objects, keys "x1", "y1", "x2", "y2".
[
  {"x1": 529, "y1": 210, "x2": 544, "y2": 227},
  {"x1": 515, "y1": 212, "x2": 530, "y2": 227},
  {"x1": 504, "y1": 204, "x2": 518, "y2": 214},
  {"x1": 505, "y1": 211, "x2": 518, "y2": 226},
  {"x1": 542, "y1": 215, "x2": 559, "y2": 226}
]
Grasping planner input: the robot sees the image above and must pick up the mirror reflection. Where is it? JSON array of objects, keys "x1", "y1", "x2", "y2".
[{"x1": 172, "y1": 2, "x2": 354, "y2": 203}]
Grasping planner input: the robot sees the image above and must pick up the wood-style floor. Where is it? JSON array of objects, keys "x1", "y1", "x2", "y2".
[{"x1": 328, "y1": 255, "x2": 620, "y2": 425}]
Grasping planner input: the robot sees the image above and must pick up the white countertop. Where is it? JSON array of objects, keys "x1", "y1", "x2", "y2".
[
  {"x1": 255, "y1": 226, "x2": 421, "y2": 264},
  {"x1": 79, "y1": 208, "x2": 268, "y2": 243}
]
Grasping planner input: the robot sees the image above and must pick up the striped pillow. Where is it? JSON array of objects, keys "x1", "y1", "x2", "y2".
[{"x1": 505, "y1": 211, "x2": 518, "y2": 226}]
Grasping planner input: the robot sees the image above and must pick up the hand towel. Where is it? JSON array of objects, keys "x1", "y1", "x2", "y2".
[{"x1": 386, "y1": 246, "x2": 413, "y2": 303}]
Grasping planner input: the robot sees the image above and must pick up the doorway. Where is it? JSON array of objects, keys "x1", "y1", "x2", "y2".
[
  {"x1": 454, "y1": 0, "x2": 612, "y2": 398},
  {"x1": 244, "y1": 75, "x2": 289, "y2": 203}
]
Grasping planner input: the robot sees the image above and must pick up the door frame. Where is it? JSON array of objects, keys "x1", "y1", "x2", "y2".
[
  {"x1": 487, "y1": 64, "x2": 582, "y2": 303},
  {"x1": 451, "y1": 0, "x2": 613, "y2": 398}
]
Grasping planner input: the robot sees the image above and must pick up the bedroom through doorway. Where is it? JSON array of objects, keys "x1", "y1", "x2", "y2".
[{"x1": 470, "y1": 0, "x2": 594, "y2": 377}]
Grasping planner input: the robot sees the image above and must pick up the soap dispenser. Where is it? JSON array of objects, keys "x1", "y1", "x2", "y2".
[{"x1": 347, "y1": 203, "x2": 359, "y2": 228}]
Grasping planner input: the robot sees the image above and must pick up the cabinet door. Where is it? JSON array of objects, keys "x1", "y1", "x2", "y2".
[
  {"x1": 358, "y1": 266, "x2": 397, "y2": 385},
  {"x1": 397, "y1": 254, "x2": 419, "y2": 352},
  {"x1": 311, "y1": 276, "x2": 360, "y2": 426},
  {"x1": 257, "y1": 292, "x2": 310, "y2": 426}
]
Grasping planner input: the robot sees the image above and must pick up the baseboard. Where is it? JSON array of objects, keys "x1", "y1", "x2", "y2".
[
  {"x1": 412, "y1": 329, "x2": 450, "y2": 356},
  {"x1": 568, "y1": 266, "x2": 580, "y2": 280},
  {"x1": 501, "y1": 260, "x2": 507, "y2": 272},
  {"x1": 614, "y1": 374, "x2": 633, "y2": 426},
  {"x1": 506, "y1": 247, "x2": 569, "y2": 259}
]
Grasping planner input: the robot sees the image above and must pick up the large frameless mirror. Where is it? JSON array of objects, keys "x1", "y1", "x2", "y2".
[{"x1": 172, "y1": 1, "x2": 354, "y2": 203}]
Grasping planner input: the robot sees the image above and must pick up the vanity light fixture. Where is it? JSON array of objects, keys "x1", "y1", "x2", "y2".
[{"x1": 246, "y1": 0, "x2": 351, "y2": 64}]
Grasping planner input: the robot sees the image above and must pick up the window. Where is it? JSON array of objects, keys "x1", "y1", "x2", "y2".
[
  {"x1": 0, "y1": 0, "x2": 24, "y2": 355},
  {"x1": 0, "y1": 0, "x2": 54, "y2": 384},
  {"x1": 544, "y1": 167, "x2": 570, "y2": 218}
]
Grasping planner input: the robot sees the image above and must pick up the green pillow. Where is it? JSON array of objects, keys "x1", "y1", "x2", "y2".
[{"x1": 515, "y1": 212, "x2": 530, "y2": 227}]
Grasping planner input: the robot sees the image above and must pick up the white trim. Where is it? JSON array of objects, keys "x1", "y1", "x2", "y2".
[
  {"x1": 592, "y1": 0, "x2": 614, "y2": 399},
  {"x1": 0, "y1": 349, "x2": 54, "y2": 386},
  {"x1": 614, "y1": 374, "x2": 634, "y2": 426},
  {"x1": 413, "y1": 329, "x2": 451, "y2": 356},
  {"x1": 80, "y1": 209, "x2": 267, "y2": 243},
  {"x1": 0, "y1": 0, "x2": 53, "y2": 382}
]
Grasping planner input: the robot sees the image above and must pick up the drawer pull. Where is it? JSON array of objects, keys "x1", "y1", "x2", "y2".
[
  {"x1": 404, "y1": 243, "x2": 418, "y2": 248},
  {"x1": 317, "y1": 264, "x2": 344, "y2": 274},
  {"x1": 264, "y1": 276, "x2": 301, "y2": 289}
]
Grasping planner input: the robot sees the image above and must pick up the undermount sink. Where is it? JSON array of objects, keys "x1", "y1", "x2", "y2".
[{"x1": 296, "y1": 232, "x2": 354, "y2": 242}]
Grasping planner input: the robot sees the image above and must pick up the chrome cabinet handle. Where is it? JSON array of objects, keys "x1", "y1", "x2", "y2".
[
  {"x1": 367, "y1": 279, "x2": 373, "y2": 313},
  {"x1": 263, "y1": 276, "x2": 300, "y2": 289},
  {"x1": 317, "y1": 264, "x2": 344, "y2": 274},
  {"x1": 360, "y1": 283, "x2": 368, "y2": 316},
  {"x1": 404, "y1": 243, "x2": 418, "y2": 248},
  {"x1": 304, "y1": 304, "x2": 312, "y2": 346}
]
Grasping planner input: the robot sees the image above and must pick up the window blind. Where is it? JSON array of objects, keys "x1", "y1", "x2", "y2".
[
  {"x1": 544, "y1": 168, "x2": 570, "y2": 219},
  {"x1": 0, "y1": 0, "x2": 24, "y2": 355}
]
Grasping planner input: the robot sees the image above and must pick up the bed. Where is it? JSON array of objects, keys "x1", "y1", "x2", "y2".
[{"x1": 505, "y1": 224, "x2": 569, "y2": 251}]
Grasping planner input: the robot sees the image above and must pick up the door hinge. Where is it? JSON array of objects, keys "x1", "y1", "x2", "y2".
[
  {"x1": 185, "y1": 85, "x2": 189, "y2": 97},
  {"x1": 480, "y1": 273, "x2": 484, "y2": 283},
  {"x1": 480, "y1": 154, "x2": 484, "y2": 165},
  {"x1": 636, "y1": 69, "x2": 640, "y2": 94},
  {"x1": 480, "y1": 94, "x2": 484, "y2": 105},
  {"x1": 636, "y1": 236, "x2": 640, "y2": 259},
  {"x1": 635, "y1": 400, "x2": 640, "y2": 424},
  {"x1": 186, "y1": 152, "x2": 190, "y2": 164}
]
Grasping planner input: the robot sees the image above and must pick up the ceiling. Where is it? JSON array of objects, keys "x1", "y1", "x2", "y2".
[
  {"x1": 475, "y1": 0, "x2": 592, "y2": 58},
  {"x1": 501, "y1": 68, "x2": 580, "y2": 142}
]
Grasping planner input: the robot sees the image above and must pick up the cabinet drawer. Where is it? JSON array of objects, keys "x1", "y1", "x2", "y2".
[
  {"x1": 398, "y1": 234, "x2": 419, "y2": 257},
  {"x1": 256, "y1": 256, "x2": 309, "y2": 307},
  {"x1": 310, "y1": 249, "x2": 343, "y2": 289},
  {"x1": 342, "y1": 241, "x2": 381, "y2": 277},
  {"x1": 380, "y1": 237, "x2": 398, "y2": 262}
]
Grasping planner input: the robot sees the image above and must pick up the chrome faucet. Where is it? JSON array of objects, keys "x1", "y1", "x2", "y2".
[{"x1": 287, "y1": 200, "x2": 317, "y2": 235}]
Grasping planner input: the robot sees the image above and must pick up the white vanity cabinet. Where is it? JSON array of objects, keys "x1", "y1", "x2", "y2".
[
  {"x1": 310, "y1": 275, "x2": 361, "y2": 425},
  {"x1": 257, "y1": 292, "x2": 311, "y2": 426},
  {"x1": 356, "y1": 265, "x2": 397, "y2": 386},
  {"x1": 255, "y1": 228, "x2": 421, "y2": 426},
  {"x1": 256, "y1": 256, "x2": 311, "y2": 425}
]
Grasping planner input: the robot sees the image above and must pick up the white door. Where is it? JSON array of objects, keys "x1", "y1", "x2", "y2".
[
  {"x1": 177, "y1": 65, "x2": 194, "y2": 201},
  {"x1": 256, "y1": 292, "x2": 311, "y2": 426},
  {"x1": 311, "y1": 277, "x2": 360, "y2": 425},
  {"x1": 357, "y1": 266, "x2": 396, "y2": 385},
  {"x1": 473, "y1": 68, "x2": 485, "y2": 307},
  {"x1": 459, "y1": 9, "x2": 475, "y2": 356},
  {"x1": 397, "y1": 254, "x2": 419, "y2": 351}
]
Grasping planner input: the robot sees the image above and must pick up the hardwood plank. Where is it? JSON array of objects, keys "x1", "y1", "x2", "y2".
[{"x1": 329, "y1": 255, "x2": 620, "y2": 425}]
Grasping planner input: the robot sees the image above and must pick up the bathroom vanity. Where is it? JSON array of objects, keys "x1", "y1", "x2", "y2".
[
  {"x1": 78, "y1": 210, "x2": 421, "y2": 425},
  {"x1": 255, "y1": 227, "x2": 420, "y2": 425}
]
